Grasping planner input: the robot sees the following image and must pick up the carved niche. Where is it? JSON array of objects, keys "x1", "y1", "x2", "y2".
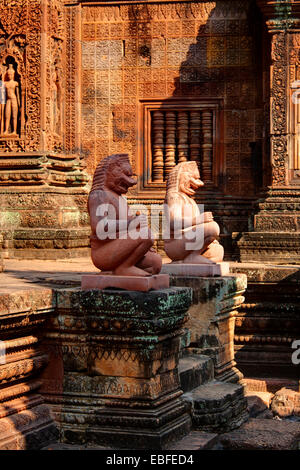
[{"x1": 0, "y1": 0, "x2": 27, "y2": 148}]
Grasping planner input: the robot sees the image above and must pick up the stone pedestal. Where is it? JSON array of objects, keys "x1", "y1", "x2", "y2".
[
  {"x1": 81, "y1": 273, "x2": 169, "y2": 291},
  {"x1": 161, "y1": 262, "x2": 230, "y2": 277},
  {"x1": 40, "y1": 287, "x2": 193, "y2": 449},
  {"x1": 167, "y1": 274, "x2": 247, "y2": 384},
  {"x1": 0, "y1": 288, "x2": 58, "y2": 449},
  {"x1": 231, "y1": 262, "x2": 300, "y2": 384}
]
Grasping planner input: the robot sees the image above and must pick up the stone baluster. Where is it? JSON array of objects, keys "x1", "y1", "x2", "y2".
[
  {"x1": 177, "y1": 111, "x2": 189, "y2": 163},
  {"x1": 201, "y1": 110, "x2": 213, "y2": 182},
  {"x1": 164, "y1": 111, "x2": 177, "y2": 179},
  {"x1": 189, "y1": 111, "x2": 201, "y2": 164},
  {"x1": 152, "y1": 111, "x2": 165, "y2": 182}
]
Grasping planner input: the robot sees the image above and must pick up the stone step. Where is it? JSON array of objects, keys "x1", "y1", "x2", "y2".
[
  {"x1": 182, "y1": 380, "x2": 248, "y2": 433},
  {"x1": 178, "y1": 354, "x2": 214, "y2": 393},
  {"x1": 219, "y1": 418, "x2": 300, "y2": 450},
  {"x1": 166, "y1": 431, "x2": 219, "y2": 450}
]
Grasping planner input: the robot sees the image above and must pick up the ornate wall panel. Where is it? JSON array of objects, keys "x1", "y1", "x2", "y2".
[{"x1": 80, "y1": 0, "x2": 264, "y2": 199}]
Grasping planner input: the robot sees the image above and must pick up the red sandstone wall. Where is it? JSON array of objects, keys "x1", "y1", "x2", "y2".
[{"x1": 80, "y1": 1, "x2": 265, "y2": 198}]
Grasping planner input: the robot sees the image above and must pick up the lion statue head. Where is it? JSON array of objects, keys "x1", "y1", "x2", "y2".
[{"x1": 165, "y1": 161, "x2": 204, "y2": 203}]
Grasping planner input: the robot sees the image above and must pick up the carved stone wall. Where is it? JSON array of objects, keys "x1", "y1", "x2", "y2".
[
  {"x1": 78, "y1": 0, "x2": 265, "y2": 256},
  {"x1": 80, "y1": 1, "x2": 264, "y2": 192},
  {"x1": 0, "y1": 0, "x2": 90, "y2": 259},
  {"x1": 236, "y1": 1, "x2": 300, "y2": 263}
]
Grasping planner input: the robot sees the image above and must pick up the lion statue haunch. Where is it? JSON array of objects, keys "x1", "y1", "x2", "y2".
[
  {"x1": 163, "y1": 161, "x2": 224, "y2": 264},
  {"x1": 88, "y1": 153, "x2": 162, "y2": 277}
]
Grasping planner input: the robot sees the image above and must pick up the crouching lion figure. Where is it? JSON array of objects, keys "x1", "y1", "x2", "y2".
[
  {"x1": 88, "y1": 153, "x2": 162, "y2": 276},
  {"x1": 163, "y1": 161, "x2": 224, "y2": 264}
]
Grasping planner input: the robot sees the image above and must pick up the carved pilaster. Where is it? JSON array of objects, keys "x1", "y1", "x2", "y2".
[
  {"x1": 270, "y1": 31, "x2": 288, "y2": 186},
  {"x1": 236, "y1": 1, "x2": 300, "y2": 263}
]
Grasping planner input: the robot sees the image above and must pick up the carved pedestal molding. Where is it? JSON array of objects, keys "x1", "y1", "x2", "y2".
[
  {"x1": 167, "y1": 274, "x2": 247, "y2": 384},
  {"x1": 237, "y1": 0, "x2": 300, "y2": 263},
  {"x1": 0, "y1": 288, "x2": 58, "y2": 450},
  {"x1": 40, "y1": 287, "x2": 193, "y2": 449},
  {"x1": 231, "y1": 263, "x2": 300, "y2": 385}
]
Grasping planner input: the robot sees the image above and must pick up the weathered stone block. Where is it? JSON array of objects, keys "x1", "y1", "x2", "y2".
[
  {"x1": 0, "y1": 288, "x2": 58, "y2": 450},
  {"x1": 168, "y1": 274, "x2": 247, "y2": 383},
  {"x1": 183, "y1": 380, "x2": 248, "y2": 433},
  {"x1": 219, "y1": 418, "x2": 300, "y2": 450},
  {"x1": 271, "y1": 388, "x2": 300, "y2": 417},
  {"x1": 40, "y1": 287, "x2": 193, "y2": 449},
  {"x1": 231, "y1": 263, "x2": 300, "y2": 382}
]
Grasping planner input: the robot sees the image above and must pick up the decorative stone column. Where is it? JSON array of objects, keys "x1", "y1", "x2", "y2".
[
  {"x1": 40, "y1": 287, "x2": 193, "y2": 449},
  {"x1": 168, "y1": 274, "x2": 247, "y2": 384},
  {"x1": 0, "y1": 0, "x2": 90, "y2": 259},
  {"x1": 236, "y1": 0, "x2": 300, "y2": 263}
]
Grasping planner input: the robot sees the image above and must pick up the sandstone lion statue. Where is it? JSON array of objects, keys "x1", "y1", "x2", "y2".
[
  {"x1": 88, "y1": 153, "x2": 162, "y2": 276},
  {"x1": 163, "y1": 161, "x2": 224, "y2": 264}
]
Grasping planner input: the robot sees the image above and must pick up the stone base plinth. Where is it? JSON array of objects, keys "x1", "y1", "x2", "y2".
[
  {"x1": 0, "y1": 182, "x2": 90, "y2": 260},
  {"x1": 161, "y1": 262, "x2": 229, "y2": 277},
  {"x1": 81, "y1": 273, "x2": 169, "y2": 291},
  {"x1": 233, "y1": 232, "x2": 300, "y2": 264},
  {"x1": 167, "y1": 274, "x2": 247, "y2": 384},
  {"x1": 0, "y1": 288, "x2": 58, "y2": 449},
  {"x1": 183, "y1": 381, "x2": 248, "y2": 433},
  {"x1": 230, "y1": 262, "x2": 300, "y2": 382},
  {"x1": 40, "y1": 287, "x2": 193, "y2": 449}
]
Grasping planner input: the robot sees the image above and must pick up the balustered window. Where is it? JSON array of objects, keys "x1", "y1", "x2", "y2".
[{"x1": 139, "y1": 99, "x2": 222, "y2": 192}]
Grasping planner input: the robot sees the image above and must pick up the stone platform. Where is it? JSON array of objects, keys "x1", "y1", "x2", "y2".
[
  {"x1": 40, "y1": 286, "x2": 193, "y2": 449},
  {"x1": 0, "y1": 257, "x2": 298, "y2": 450}
]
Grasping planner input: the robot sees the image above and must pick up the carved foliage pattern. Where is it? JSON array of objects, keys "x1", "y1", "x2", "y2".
[
  {"x1": 65, "y1": 6, "x2": 76, "y2": 153},
  {"x1": 270, "y1": 32, "x2": 288, "y2": 185},
  {"x1": 46, "y1": 0, "x2": 65, "y2": 152}
]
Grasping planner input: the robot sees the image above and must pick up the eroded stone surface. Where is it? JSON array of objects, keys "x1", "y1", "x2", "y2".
[
  {"x1": 169, "y1": 274, "x2": 247, "y2": 383},
  {"x1": 183, "y1": 380, "x2": 248, "y2": 433},
  {"x1": 40, "y1": 287, "x2": 193, "y2": 449},
  {"x1": 271, "y1": 388, "x2": 300, "y2": 418},
  {"x1": 219, "y1": 418, "x2": 300, "y2": 450}
]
